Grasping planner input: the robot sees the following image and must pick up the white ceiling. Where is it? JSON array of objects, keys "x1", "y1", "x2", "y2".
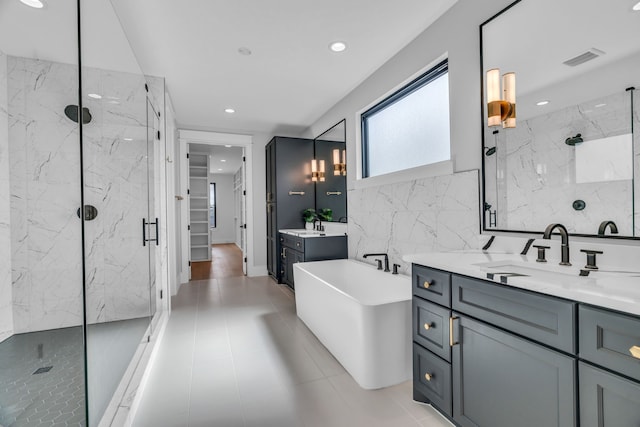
[
  {"x1": 189, "y1": 144, "x2": 244, "y2": 175},
  {"x1": 109, "y1": 0, "x2": 458, "y2": 135}
]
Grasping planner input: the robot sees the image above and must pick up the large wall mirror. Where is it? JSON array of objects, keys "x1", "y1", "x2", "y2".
[
  {"x1": 314, "y1": 119, "x2": 347, "y2": 222},
  {"x1": 481, "y1": 0, "x2": 640, "y2": 238}
]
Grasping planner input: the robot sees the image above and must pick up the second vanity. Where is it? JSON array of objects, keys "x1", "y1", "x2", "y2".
[{"x1": 404, "y1": 245, "x2": 640, "y2": 427}]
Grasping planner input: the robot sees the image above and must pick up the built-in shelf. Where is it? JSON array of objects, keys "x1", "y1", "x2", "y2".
[{"x1": 189, "y1": 152, "x2": 211, "y2": 262}]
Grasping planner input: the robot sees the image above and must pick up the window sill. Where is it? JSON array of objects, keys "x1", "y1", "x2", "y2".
[{"x1": 351, "y1": 160, "x2": 453, "y2": 190}]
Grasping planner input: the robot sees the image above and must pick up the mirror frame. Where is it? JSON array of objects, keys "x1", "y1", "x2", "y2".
[
  {"x1": 479, "y1": 0, "x2": 638, "y2": 240},
  {"x1": 313, "y1": 119, "x2": 347, "y2": 222}
]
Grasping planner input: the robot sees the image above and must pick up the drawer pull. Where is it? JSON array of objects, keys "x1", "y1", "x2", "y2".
[
  {"x1": 449, "y1": 316, "x2": 459, "y2": 347},
  {"x1": 296, "y1": 242, "x2": 300, "y2": 247},
  {"x1": 423, "y1": 281, "x2": 431, "y2": 289},
  {"x1": 288, "y1": 191, "x2": 305, "y2": 196},
  {"x1": 424, "y1": 373, "x2": 432, "y2": 382},
  {"x1": 423, "y1": 322, "x2": 433, "y2": 331},
  {"x1": 630, "y1": 345, "x2": 640, "y2": 359}
]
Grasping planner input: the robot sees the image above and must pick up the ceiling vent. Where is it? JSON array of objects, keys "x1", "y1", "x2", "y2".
[{"x1": 563, "y1": 48, "x2": 605, "y2": 67}]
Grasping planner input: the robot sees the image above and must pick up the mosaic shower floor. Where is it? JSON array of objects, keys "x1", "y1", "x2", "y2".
[{"x1": 0, "y1": 318, "x2": 149, "y2": 427}]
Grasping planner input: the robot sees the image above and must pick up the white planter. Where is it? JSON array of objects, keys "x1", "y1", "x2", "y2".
[{"x1": 305, "y1": 222, "x2": 314, "y2": 231}]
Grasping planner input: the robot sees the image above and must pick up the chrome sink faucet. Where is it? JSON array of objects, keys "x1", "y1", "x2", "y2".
[
  {"x1": 598, "y1": 220, "x2": 619, "y2": 236},
  {"x1": 543, "y1": 223, "x2": 571, "y2": 266}
]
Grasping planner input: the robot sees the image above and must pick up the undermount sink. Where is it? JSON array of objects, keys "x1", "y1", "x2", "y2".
[{"x1": 474, "y1": 260, "x2": 640, "y2": 280}]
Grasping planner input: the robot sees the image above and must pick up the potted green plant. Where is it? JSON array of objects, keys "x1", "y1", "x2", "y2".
[
  {"x1": 317, "y1": 208, "x2": 333, "y2": 222},
  {"x1": 302, "y1": 208, "x2": 317, "y2": 230}
]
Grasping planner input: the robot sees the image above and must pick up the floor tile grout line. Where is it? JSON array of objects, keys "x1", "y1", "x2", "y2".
[{"x1": 217, "y1": 278, "x2": 248, "y2": 427}]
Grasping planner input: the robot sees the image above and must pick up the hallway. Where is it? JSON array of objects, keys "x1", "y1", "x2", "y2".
[
  {"x1": 132, "y1": 276, "x2": 451, "y2": 427},
  {"x1": 190, "y1": 244, "x2": 244, "y2": 281}
]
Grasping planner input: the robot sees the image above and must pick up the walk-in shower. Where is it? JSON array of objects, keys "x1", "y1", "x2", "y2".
[{"x1": 0, "y1": 0, "x2": 166, "y2": 425}]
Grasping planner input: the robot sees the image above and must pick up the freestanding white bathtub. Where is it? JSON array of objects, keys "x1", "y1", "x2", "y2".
[{"x1": 293, "y1": 259, "x2": 412, "y2": 389}]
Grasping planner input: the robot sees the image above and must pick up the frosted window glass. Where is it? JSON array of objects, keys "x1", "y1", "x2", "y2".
[{"x1": 364, "y1": 73, "x2": 450, "y2": 177}]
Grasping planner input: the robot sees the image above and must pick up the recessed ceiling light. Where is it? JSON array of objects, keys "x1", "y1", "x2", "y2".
[
  {"x1": 595, "y1": 103, "x2": 607, "y2": 108},
  {"x1": 220, "y1": 159, "x2": 227, "y2": 162},
  {"x1": 88, "y1": 93, "x2": 102, "y2": 99},
  {"x1": 20, "y1": 0, "x2": 44, "y2": 8},
  {"x1": 536, "y1": 100, "x2": 550, "y2": 106},
  {"x1": 633, "y1": 1, "x2": 640, "y2": 11},
  {"x1": 224, "y1": 145, "x2": 232, "y2": 148},
  {"x1": 218, "y1": 168, "x2": 223, "y2": 171},
  {"x1": 238, "y1": 47, "x2": 252, "y2": 56},
  {"x1": 224, "y1": 108, "x2": 235, "y2": 114},
  {"x1": 123, "y1": 138, "x2": 133, "y2": 141},
  {"x1": 329, "y1": 41, "x2": 347, "y2": 53}
]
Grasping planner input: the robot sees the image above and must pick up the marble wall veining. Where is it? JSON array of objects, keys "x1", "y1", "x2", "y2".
[
  {"x1": 486, "y1": 90, "x2": 635, "y2": 235},
  {"x1": 0, "y1": 51, "x2": 13, "y2": 342},
  {"x1": 348, "y1": 170, "x2": 480, "y2": 274},
  {"x1": 7, "y1": 56, "x2": 164, "y2": 333}
]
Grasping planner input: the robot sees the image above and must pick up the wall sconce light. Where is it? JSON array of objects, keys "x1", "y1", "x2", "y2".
[
  {"x1": 332, "y1": 149, "x2": 346, "y2": 176},
  {"x1": 311, "y1": 159, "x2": 325, "y2": 182},
  {"x1": 486, "y1": 69, "x2": 516, "y2": 128}
]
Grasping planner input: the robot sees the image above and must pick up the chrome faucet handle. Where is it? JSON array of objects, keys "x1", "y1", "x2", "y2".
[
  {"x1": 392, "y1": 264, "x2": 401, "y2": 275},
  {"x1": 375, "y1": 259, "x2": 383, "y2": 270}
]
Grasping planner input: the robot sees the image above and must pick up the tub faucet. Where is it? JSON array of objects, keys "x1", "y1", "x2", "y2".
[
  {"x1": 543, "y1": 223, "x2": 571, "y2": 266},
  {"x1": 363, "y1": 253, "x2": 389, "y2": 272},
  {"x1": 598, "y1": 220, "x2": 618, "y2": 236}
]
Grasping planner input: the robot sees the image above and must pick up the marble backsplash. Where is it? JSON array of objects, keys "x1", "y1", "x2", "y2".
[
  {"x1": 0, "y1": 51, "x2": 13, "y2": 342},
  {"x1": 485, "y1": 90, "x2": 637, "y2": 235},
  {"x1": 7, "y1": 56, "x2": 163, "y2": 333},
  {"x1": 348, "y1": 170, "x2": 480, "y2": 274}
]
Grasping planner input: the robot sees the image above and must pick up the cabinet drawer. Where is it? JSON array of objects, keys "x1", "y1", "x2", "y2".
[
  {"x1": 280, "y1": 233, "x2": 304, "y2": 251},
  {"x1": 579, "y1": 305, "x2": 640, "y2": 382},
  {"x1": 412, "y1": 265, "x2": 451, "y2": 306},
  {"x1": 452, "y1": 275, "x2": 576, "y2": 354},
  {"x1": 413, "y1": 298, "x2": 451, "y2": 362},
  {"x1": 579, "y1": 362, "x2": 640, "y2": 427},
  {"x1": 413, "y1": 344, "x2": 452, "y2": 417}
]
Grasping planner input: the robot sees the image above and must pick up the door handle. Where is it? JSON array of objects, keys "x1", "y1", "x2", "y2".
[
  {"x1": 449, "y1": 316, "x2": 459, "y2": 347},
  {"x1": 142, "y1": 218, "x2": 147, "y2": 246}
]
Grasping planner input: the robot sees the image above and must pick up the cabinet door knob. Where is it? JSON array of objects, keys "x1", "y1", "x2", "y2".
[
  {"x1": 630, "y1": 345, "x2": 640, "y2": 359},
  {"x1": 423, "y1": 281, "x2": 431, "y2": 289},
  {"x1": 424, "y1": 373, "x2": 432, "y2": 382},
  {"x1": 423, "y1": 322, "x2": 433, "y2": 330}
]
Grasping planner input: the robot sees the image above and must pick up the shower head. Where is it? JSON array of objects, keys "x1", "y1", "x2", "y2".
[
  {"x1": 565, "y1": 133, "x2": 583, "y2": 146},
  {"x1": 484, "y1": 146, "x2": 496, "y2": 157},
  {"x1": 64, "y1": 105, "x2": 92, "y2": 124}
]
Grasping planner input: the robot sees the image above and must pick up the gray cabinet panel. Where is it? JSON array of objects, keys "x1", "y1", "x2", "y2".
[
  {"x1": 453, "y1": 315, "x2": 576, "y2": 427},
  {"x1": 413, "y1": 344, "x2": 452, "y2": 417},
  {"x1": 579, "y1": 362, "x2": 640, "y2": 427},
  {"x1": 579, "y1": 305, "x2": 640, "y2": 382},
  {"x1": 413, "y1": 298, "x2": 451, "y2": 362},
  {"x1": 279, "y1": 234, "x2": 347, "y2": 289},
  {"x1": 452, "y1": 275, "x2": 576, "y2": 353},
  {"x1": 413, "y1": 265, "x2": 451, "y2": 306}
]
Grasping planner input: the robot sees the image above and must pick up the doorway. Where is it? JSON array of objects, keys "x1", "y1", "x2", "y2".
[{"x1": 183, "y1": 139, "x2": 248, "y2": 281}]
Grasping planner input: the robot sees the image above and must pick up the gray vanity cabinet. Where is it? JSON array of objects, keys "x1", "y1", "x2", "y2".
[
  {"x1": 452, "y1": 315, "x2": 576, "y2": 427},
  {"x1": 279, "y1": 233, "x2": 347, "y2": 289}
]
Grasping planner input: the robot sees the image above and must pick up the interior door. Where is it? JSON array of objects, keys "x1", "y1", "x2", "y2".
[{"x1": 241, "y1": 148, "x2": 247, "y2": 275}]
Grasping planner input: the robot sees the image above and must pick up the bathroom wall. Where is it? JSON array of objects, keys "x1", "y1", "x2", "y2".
[
  {"x1": 348, "y1": 170, "x2": 480, "y2": 273},
  {"x1": 8, "y1": 55, "x2": 164, "y2": 332},
  {"x1": 302, "y1": 0, "x2": 514, "y2": 262},
  {"x1": 0, "y1": 51, "x2": 13, "y2": 342},
  {"x1": 487, "y1": 90, "x2": 635, "y2": 235},
  {"x1": 209, "y1": 173, "x2": 236, "y2": 244}
]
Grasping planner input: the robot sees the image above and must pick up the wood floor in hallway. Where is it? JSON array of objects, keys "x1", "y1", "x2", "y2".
[{"x1": 191, "y1": 243, "x2": 244, "y2": 280}]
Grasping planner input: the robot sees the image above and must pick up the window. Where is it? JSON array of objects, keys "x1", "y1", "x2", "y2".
[
  {"x1": 361, "y1": 59, "x2": 450, "y2": 178},
  {"x1": 209, "y1": 183, "x2": 216, "y2": 228}
]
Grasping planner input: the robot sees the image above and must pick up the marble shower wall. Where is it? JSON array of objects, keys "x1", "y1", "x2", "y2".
[
  {"x1": 486, "y1": 90, "x2": 634, "y2": 235},
  {"x1": 8, "y1": 56, "x2": 162, "y2": 333},
  {"x1": 0, "y1": 51, "x2": 13, "y2": 342},
  {"x1": 634, "y1": 89, "x2": 640, "y2": 237},
  {"x1": 348, "y1": 170, "x2": 480, "y2": 274}
]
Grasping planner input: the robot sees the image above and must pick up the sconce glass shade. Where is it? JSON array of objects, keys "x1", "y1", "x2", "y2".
[
  {"x1": 319, "y1": 160, "x2": 326, "y2": 182},
  {"x1": 333, "y1": 149, "x2": 346, "y2": 176},
  {"x1": 502, "y1": 72, "x2": 516, "y2": 128},
  {"x1": 487, "y1": 68, "x2": 502, "y2": 127},
  {"x1": 311, "y1": 159, "x2": 318, "y2": 182}
]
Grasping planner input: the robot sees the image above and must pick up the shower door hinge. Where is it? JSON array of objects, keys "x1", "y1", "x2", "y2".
[
  {"x1": 187, "y1": 225, "x2": 191, "y2": 231},
  {"x1": 186, "y1": 153, "x2": 189, "y2": 159},
  {"x1": 188, "y1": 261, "x2": 191, "y2": 267},
  {"x1": 244, "y1": 257, "x2": 247, "y2": 263},
  {"x1": 187, "y1": 189, "x2": 190, "y2": 195},
  {"x1": 243, "y1": 156, "x2": 246, "y2": 162},
  {"x1": 144, "y1": 83, "x2": 149, "y2": 92},
  {"x1": 160, "y1": 290, "x2": 163, "y2": 299},
  {"x1": 243, "y1": 190, "x2": 246, "y2": 196},
  {"x1": 157, "y1": 130, "x2": 161, "y2": 140},
  {"x1": 147, "y1": 335, "x2": 150, "y2": 343}
]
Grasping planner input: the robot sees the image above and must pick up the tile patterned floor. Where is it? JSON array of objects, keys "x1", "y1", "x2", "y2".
[
  {"x1": 133, "y1": 276, "x2": 453, "y2": 427},
  {"x1": 0, "y1": 318, "x2": 150, "y2": 427}
]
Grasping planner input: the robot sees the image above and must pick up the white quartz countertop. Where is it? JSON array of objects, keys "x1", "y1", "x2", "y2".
[
  {"x1": 403, "y1": 250, "x2": 640, "y2": 317},
  {"x1": 279, "y1": 229, "x2": 347, "y2": 238}
]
